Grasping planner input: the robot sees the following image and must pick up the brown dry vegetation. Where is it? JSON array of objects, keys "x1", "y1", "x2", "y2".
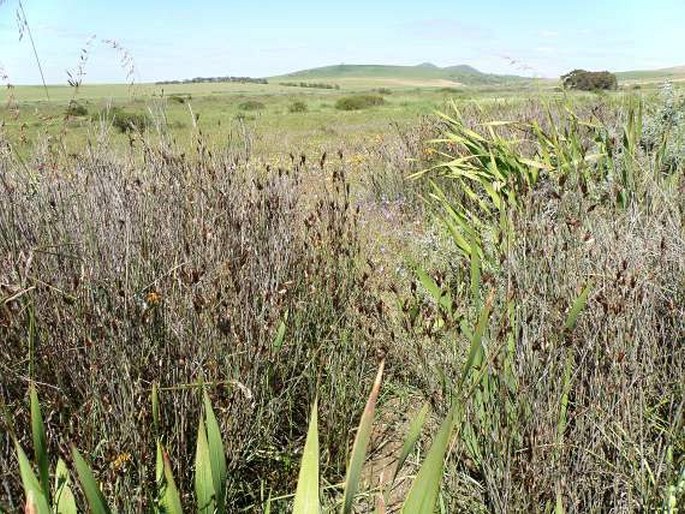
[{"x1": 1, "y1": 88, "x2": 684, "y2": 512}]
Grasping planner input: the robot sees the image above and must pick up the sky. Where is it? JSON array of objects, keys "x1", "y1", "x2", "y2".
[{"x1": 0, "y1": 0, "x2": 683, "y2": 85}]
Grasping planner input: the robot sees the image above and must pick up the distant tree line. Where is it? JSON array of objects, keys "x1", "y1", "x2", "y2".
[
  {"x1": 561, "y1": 69, "x2": 618, "y2": 91},
  {"x1": 156, "y1": 76, "x2": 268, "y2": 85},
  {"x1": 280, "y1": 81, "x2": 340, "y2": 90}
]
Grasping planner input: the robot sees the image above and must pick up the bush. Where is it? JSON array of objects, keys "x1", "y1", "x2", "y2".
[
  {"x1": 334, "y1": 94, "x2": 386, "y2": 111},
  {"x1": 99, "y1": 107, "x2": 150, "y2": 133},
  {"x1": 65, "y1": 100, "x2": 88, "y2": 117},
  {"x1": 288, "y1": 101, "x2": 308, "y2": 113},
  {"x1": 375, "y1": 87, "x2": 392, "y2": 95},
  {"x1": 169, "y1": 94, "x2": 191, "y2": 104},
  {"x1": 561, "y1": 69, "x2": 618, "y2": 91},
  {"x1": 238, "y1": 100, "x2": 266, "y2": 111}
]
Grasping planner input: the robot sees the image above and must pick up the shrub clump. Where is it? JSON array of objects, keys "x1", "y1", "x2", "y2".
[
  {"x1": 561, "y1": 69, "x2": 618, "y2": 91},
  {"x1": 169, "y1": 94, "x2": 191, "y2": 104},
  {"x1": 101, "y1": 107, "x2": 150, "y2": 133},
  {"x1": 288, "y1": 101, "x2": 308, "y2": 113},
  {"x1": 65, "y1": 100, "x2": 88, "y2": 117},
  {"x1": 335, "y1": 94, "x2": 386, "y2": 111},
  {"x1": 238, "y1": 100, "x2": 266, "y2": 111}
]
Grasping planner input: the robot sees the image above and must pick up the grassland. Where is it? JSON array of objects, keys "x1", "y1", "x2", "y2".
[{"x1": 0, "y1": 72, "x2": 684, "y2": 512}]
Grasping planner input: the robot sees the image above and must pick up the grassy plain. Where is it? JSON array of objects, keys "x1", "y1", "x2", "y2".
[{"x1": 1, "y1": 73, "x2": 683, "y2": 512}]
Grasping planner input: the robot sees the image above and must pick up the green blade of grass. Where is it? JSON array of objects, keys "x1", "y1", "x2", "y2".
[
  {"x1": 15, "y1": 442, "x2": 50, "y2": 514},
  {"x1": 401, "y1": 405, "x2": 456, "y2": 514},
  {"x1": 293, "y1": 399, "x2": 319, "y2": 514},
  {"x1": 29, "y1": 383, "x2": 50, "y2": 500},
  {"x1": 195, "y1": 416, "x2": 215, "y2": 514},
  {"x1": 71, "y1": 447, "x2": 112, "y2": 514},
  {"x1": 460, "y1": 295, "x2": 492, "y2": 388},
  {"x1": 203, "y1": 390, "x2": 227, "y2": 512},
  {"x1": 392, "y1": 402, "x2": 430, "y2": 485},
  {"x1": 157, "y1": 442, "x2": 183, "y2": 514},
  {"x1": 341, "y1": 361, "x2": 385, "y2": 514},
  {"x1": 54, "y1": 458, "x2": 77, "y2": 514},
  {"x1": 152, "y1": 382, "x2": 160, "y2": 435},
  {"x1": 564, "y1": 282, "x2": 592, "y2": 332}
]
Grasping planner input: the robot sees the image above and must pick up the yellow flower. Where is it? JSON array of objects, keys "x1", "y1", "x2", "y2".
[
  {"x1": 145, "y1": 291, "x2": 162, "y2": 306},
  {"x1": 111, "y1": 452, "x2": 132, "y2": 472}
]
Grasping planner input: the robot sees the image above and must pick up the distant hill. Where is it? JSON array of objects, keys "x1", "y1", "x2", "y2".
[
  {"x1": 270, "y1": 63, "x2": 528, "y2": 88},
  {"x1": 616, "y1": 65, "x2": 685, "y2": 83}
]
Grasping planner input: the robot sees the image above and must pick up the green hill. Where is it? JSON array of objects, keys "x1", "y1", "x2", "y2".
[
  {"x1": 270, "y1": 63, "x2": 528, "y2": 88},
  {"x1": 616, "y1": 65, "x2": 685, "y2": 83}
]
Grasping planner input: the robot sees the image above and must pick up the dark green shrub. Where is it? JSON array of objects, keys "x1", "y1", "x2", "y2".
[
  {"x1": 561, "y1": 69, "x2": 618, "y2": 91},
  {"x1": 375, "y1": 87, "x2": 392, "y2": 95},
  {"x1": 65, "y1": 100, "x2": 88, "y2": 117},
  {"x1": 106, "y1": 107, "x2": 150, "y2": 133},
  {"x1": 169, "y1": 94, "x2": 191, "y2": 104},
  {"x1": 334, "y1": 94, "x2": 385, "y2": 111},
  {"x1": 238, "y1": 100, "x2": 266, "y2": 111},
  {"x1": 288, "y1": 101, "x2": 308, "y2": 113}
]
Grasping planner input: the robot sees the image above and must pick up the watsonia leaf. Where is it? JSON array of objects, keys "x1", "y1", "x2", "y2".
[
  {"x1": 16, "y1": 442, "x2": 50, "y2": 514},
  {"x1": 203, "y1": 390, "x2": 227, "y2": 511},
  {"x1": 564, "y1": 282, "x2": 592, "y2": 332},
  {"x1": 72, "y1": 447, "x2": 112, "y2": 514},
  {"x1": 29, "y1": 383, "x2": 50, "y2": 500},
  {"x1": 195, "y1": 415, "x2": 215, "y2": 514},
  {"x1": 293, "y1": 399, "x2": 319, "y2": 514},
  {"x1": 158, "y1": 442, "x2": 183, "y2": 514},
  {"x1": 54, "y1": 457, "x2": 77, "y2": 514},
  {"x1": 401, "y1": 405, "x2": 457, "y2": 514},
  {"x1": 341, "y1": 361, "x2": 385, "y2": 514},
  {"x1": 392, "y1": 403, "x2": 430, "y2": 485}
]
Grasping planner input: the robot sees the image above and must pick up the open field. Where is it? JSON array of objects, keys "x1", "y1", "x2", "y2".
[{"x1": 1, "y1": 73, "x2": 684, "y2": 513}]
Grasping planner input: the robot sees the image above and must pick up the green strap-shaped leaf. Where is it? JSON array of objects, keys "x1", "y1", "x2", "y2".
[
  {"x1": 401, "y1": 405, "x2": 456, "y2": 514},
  {"x1": 29, "y1": 383, "x2": 50, "y2": 500},
  {"x1": 54, "y1": 458, "x2": 77, "y2": 514},
  {"x1": 203, "y1": 390, "x2": 227, "y2": 512},
  {"x1": 392, "y1": 403, "x2": 430, "y2": 485},
  {"x1": 71, "y1": 447, "x2": 112, "y2": 514},
  {"x1": 195, "y1": 416, "x2": 215, "y2": 514},
  {"x1": 157, "y1": 442, "x2": 183, "y2": 514},
  {"x1": 341, "y1": 362, "x2": 385, "y2": 514},
  {"x1": 15, "y1": 442, "x2": 50, "y2": 514},
  {"x1": 293, "y1": 399, "x2": 319, "y2": 514},
  {"x1": 564, "y1": 282, "x2": 592, "y2": 332}
]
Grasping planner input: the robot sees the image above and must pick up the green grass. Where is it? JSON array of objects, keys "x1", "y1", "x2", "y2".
[{"x1": 1, "y1": 78, "x2": 684, "y2": 512}]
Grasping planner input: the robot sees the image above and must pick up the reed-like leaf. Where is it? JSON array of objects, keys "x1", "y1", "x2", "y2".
[
  {"x1": 71, "y1": 447, "x2": 111, "y2": 514},
  {"x1": 203, "y1": 390, "x2": 227, "y2": 511},
  {"x1": 293, "y1": 399, "x2": 319, "y2": 514},
  {"x1": 157, "y1": 442, "x2": 183, "y2": 514},
  {"x1": 341, "y1": 361, "x2": 385, "y2": 514},
  {"x1": 54, "y1": 458, "x2": 77, "y2": 514},
  {"x1": 401, "y1": 405, "x2": 456, "y2": 514},
  {"x1": 29, "y1": 383, "x2": 50, "y2": 500},
  {"x1": 16, "y1": 442, "x2": 50, "y2": 514},
  {"x1": 195, "y1": 416, "x2": 215, "y2": 514},
  {"x1": 564, "y1": 282, "x2": 592, "y2": 332},
  {"x1": 392, "y1": 402, "x2": 430, "y2": 484}
]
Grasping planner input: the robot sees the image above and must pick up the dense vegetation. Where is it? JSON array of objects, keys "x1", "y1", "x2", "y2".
[
  {"x1": 0, "y1": 82, "x2": 683, "y2": 512},
  {"x1": 561, "y1": 69, "x2": 619, "y2": 91}
]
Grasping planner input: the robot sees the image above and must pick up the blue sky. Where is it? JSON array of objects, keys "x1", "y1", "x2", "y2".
[{"x1": 0, "y1": 0, "x2": 683, "y2": 84}]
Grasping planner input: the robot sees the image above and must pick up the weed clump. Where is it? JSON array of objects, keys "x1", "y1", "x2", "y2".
[
  {"x1": 288, "y1": 100, "x2": 308, "y2": 113},
  {"x1": 335, "y1": 94, "x2": 385, "y2": 111},
  {"x1": 238, "y1": 100, "x2": 266, "y2": 111},
  {"x1": 96, "y1": 107, "x2": 150, "y2": 133},
  {"x1": 65, "y1": 100, "x2": 88, "y2": 117}
]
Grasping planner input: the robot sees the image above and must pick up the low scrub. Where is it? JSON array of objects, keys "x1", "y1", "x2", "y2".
[
  {"x1": 288, "y1": 100, "x2": 308, "y2": 113},
  {"x1": 237, "y1": 100, "x2": 265, "y2": 111},
  {"x1": 335, "y1": 94, "x2": 385, "y2": 111}
]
